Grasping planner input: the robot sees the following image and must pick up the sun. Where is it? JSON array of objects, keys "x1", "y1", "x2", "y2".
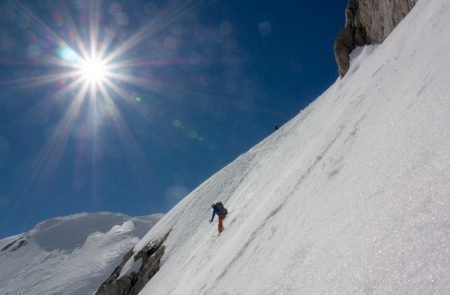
[
  {"x1": 56, "y1": 44, "x2": 116, "y2": 94},
  {"x1": 77, "y1": 55, "x2": 109, "y2": 86}
]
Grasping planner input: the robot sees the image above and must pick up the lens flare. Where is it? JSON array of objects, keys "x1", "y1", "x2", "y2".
[{"x1": 57, "y1": 45, "x2": 79, "y2": 63}]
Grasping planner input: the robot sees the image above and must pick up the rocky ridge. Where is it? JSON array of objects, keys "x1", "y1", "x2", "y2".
[
  {"x1": 335, "y1": 0, "x2": 417, "y2": 77},
  {"x1": 95, "y1": 231, "x2": 170, "y2": 295}
]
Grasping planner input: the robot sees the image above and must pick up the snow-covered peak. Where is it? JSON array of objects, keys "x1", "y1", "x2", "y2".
[
  {"x1": 29, "y1": 212, "x2": 160, "y2": 252},
  {"x1": 0, "y1": 212, "x2": 162, "y2": 295}
]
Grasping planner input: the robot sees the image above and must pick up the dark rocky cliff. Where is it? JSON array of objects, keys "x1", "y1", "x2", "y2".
[
  {"x1": 335, "y1": 0, "x2": 417, "y2": 77},
  {"x1": 96, "y1": 231, "x2": 170, "y2": 295}
]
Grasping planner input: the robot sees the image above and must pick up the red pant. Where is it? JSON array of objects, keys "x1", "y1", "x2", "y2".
[{"x1": 218, "y1": 214, "x2": 226, "y2": 233}]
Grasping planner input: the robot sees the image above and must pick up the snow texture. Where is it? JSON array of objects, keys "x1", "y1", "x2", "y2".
[
  {"x1": 133, "y1": 0, "x2": 450, "y2": 294},
  {"x1": 0, "y1": 212, "x2": 162, "y2": 295}
]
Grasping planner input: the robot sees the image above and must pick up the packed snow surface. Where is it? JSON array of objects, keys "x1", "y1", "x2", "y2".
[
  {"x1": 133, "y1": 0, "x2": 450, "y2": 294},
  {"x1": 0, "y1": 212, "x2": 162, "y2": 295}
]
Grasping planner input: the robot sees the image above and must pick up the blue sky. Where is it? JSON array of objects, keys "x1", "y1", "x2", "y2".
[{"x1": 0, "y1": 0, "x2": 347, "y2": 238}]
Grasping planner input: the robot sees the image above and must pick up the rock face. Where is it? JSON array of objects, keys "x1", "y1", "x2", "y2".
[
  {"x1": 95, "y1": 231, "x2": 170, "y2": 295},
  {"x1": 0, "y1": 233, "x2": 29, "y2": 252},
  {"x1": 335, "y1": 0, "x2": 417, "y2": 77}
]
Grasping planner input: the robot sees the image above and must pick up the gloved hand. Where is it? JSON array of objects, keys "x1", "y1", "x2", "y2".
[{"x1": 209, "y1": 219, "x2": 213, "y2": 223}]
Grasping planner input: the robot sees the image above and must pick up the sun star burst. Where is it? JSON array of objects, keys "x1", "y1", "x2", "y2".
[{"x1": 8, "y1": 0, "x2": 207, "y2": 201}]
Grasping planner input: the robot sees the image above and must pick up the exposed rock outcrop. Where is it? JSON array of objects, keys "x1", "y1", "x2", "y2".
[
  {"x1": 96, "y1": 231, "x2": 170, "y2": 295},
  {"x1": 335, "y1": 0, "x2": 417, "y2": 77},
  {"x1": 0, "y1": 233, "x2": 29, "y2": 252}
]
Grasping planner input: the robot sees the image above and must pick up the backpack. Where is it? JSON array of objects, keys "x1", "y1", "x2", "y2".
[{"x1": 215, "y1": 202, "x2": 228, "y2": 215}]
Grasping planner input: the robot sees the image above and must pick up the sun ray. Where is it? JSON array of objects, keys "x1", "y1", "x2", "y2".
[
  {"x1": 88, "y1": 1, "x2": 100, "y2": 57},
  {"x1": 104, "y1": 0, "x2": 205, "y2": 64},
  {"x1": 0, "y1": 71, "x2": 78, "y2": 88},
  {"x1": 19, "y1": 81, "x2": 90, "y2": 194}
]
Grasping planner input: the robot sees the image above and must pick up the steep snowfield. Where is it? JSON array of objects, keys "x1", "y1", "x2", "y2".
[
  {"x1": 0, "y1": 212, "x2": 162, "y2": 295},
  {"x1": 132, "y1": 0, "x2": 450, "y2": 294}
]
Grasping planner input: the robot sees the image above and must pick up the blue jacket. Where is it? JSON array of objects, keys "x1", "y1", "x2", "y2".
[
  {"x1": 211, "y1": 206, "x2": 220, "y2": 221},
  {"x1": 210, "y1": 204, "x2": 227, "y2": 221}
]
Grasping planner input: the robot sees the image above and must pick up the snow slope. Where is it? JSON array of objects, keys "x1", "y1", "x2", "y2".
[
  {"x1": 130, "y1": 0, "x2": 450, "y2": 294},
  {"x1": 0, "y1": 212, "x2": 162, "y2": 295}
]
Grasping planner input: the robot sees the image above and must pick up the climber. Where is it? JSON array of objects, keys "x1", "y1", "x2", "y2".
[{"x1": 210, "y1": 202, "x2": 228, "y2": 234}]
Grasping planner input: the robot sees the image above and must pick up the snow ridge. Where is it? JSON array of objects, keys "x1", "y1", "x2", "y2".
[{"x1": 0, "y1": 212, "x2": 162, "y2": 295}]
